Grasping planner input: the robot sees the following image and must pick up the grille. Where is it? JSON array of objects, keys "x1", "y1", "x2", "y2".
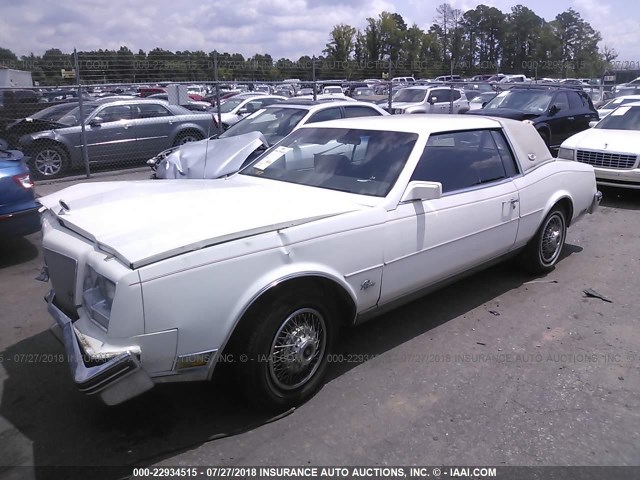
[
  {"x1": 576, "y1": 150, "x2": 637, "y2": 169},
  {"x1": 43, "y1": 249, "x2": 78, "y2": 314}
]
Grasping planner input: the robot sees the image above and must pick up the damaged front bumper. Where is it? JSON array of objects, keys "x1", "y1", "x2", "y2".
[
  {"x1": 46, "y1": 290, "x2": 153, "y2": 405},
  {"x1": 588, "y1": 190, "x2": 603, "y2": 214}
]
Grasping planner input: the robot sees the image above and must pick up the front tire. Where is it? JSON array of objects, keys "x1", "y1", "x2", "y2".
[
  {"x1": 520, "y1": 206, "x2": 567, "y2": 274},
  {"x1": 238, "y1": 289, "x2": 337, "y2": 411},
  {"x1": 30, "y1": 144, "x2": 69, "y2": 179}
]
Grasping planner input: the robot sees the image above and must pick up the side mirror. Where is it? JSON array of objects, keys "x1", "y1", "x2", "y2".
[
  {"x1": 549, "y1": 104, "x2": 559, "y2": 115},
  {"x1": 481, "y1": 101, "x2": 488, "y2": 108},
  {"x1": 89, "y1": 117, "x2": 103, "y2": 127},
  {"x1": 400, "y1": 181, "x2": 442, "y2": 202},
  {"x1": 237, "y1": 107, "x2": 249, "y2": 115},
  {"x1": 428, "y1": 97, "x2": 436, "y2": 105},
  {"x1": 588, "y1": 120, "x2": 598, "y2": 128}
]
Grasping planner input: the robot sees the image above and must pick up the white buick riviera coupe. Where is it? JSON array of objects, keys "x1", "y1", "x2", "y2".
[{"x1": 40, "y1": 115, "x2": 601, "y2": 409}]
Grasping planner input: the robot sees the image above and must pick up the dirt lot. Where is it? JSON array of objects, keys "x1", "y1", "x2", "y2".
[{"x1": 0, "y1": 177, "x2": 638, "y2": 479}]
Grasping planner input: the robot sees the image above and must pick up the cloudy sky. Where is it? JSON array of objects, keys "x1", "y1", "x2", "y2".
[{"x1": 0, "y1": 0, "x2": 637, "y2": 61}]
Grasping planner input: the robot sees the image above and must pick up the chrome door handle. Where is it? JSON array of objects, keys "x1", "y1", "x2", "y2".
[
  {"x1": 568, "y1": 116, "x2": 575, "y2": 120},
  {"x1": 123, "y1": 124, "x2": 132, "y2": 129},
  {"x1": 502, "y1": 198, "x2": 519, "y2": 209}
]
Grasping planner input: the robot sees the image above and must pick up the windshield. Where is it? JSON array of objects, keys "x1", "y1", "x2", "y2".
[
  {"x1": 601, "y1": 97, "x2": 640, "y2": 110},
  {"x1": 57, "y1": 104, "x2": 100, "y2": 126},
  {"x1": 484, "y1": 90, "x2": 553, "y2": 113},
  {"x1": 219, "y1": 107, "x2": 307, "y2": 145},
  {"x1": 394, "y1": 89, "x2": 427, "y2": 103},
  {"x1": 240, "y1": 127, "x2": 418, "y2": 197},
  {"x1": 29, "y1": 103, "x2": 77, "y2": 121},
  {"x1": 595, "y1": 106, "x2": 640, "y2": 130},
  {"x1": 219, "y1": 98, "x2": 245, "y2": 113},
  {"x1": 470, "y1": 93, "x2": 496, "y2": 104}
]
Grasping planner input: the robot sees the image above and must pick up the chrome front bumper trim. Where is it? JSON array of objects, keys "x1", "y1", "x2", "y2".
[
  {"x1": 588, "y1": 190, "x2": 603, "y2": 214},
  {"x1": 45, "y1": 290, "x2": 145, "y2": 396}
]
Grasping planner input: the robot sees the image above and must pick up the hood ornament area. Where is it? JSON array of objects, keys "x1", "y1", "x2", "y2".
[{"x1": 58, "y1": 199, "x2": 70, "y2": 214}]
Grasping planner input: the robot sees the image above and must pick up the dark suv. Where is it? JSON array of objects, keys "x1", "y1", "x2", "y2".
[{"x1": 467, "y1": 85, "x2": 598, "y2": 149}]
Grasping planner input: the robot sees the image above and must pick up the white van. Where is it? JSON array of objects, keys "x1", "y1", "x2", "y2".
[{"x1": 391, "y1": 76, "x2": 416, "y2": 85}]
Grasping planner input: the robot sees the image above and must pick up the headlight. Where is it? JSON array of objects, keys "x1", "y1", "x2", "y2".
[
  {"x1": 149, "y1": 146, "x2": 179, "y2": 164},
  {"x1": 82, "y1": 265, "x2": 116, "y2": 330},
  {"x1": 557, "y1": 147, "x2": 575, "y2": 160}
]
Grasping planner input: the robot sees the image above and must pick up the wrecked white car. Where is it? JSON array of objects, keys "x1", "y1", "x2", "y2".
[
  {"x1": 155, "y1": 132, "x2": 269, "y2": 179},
  {"x1": 41, "y1": 115, "x2": 600, "y2": 409},
  {"x1": 150, "y1": 100, "x2": 387, "y2": 179}
]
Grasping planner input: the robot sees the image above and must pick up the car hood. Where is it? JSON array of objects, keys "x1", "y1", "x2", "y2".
[
  {"x1": 39, "y1": 177, "x2": 366, "y2": 268},
  {"x1": 562, "y1": 128, "x2": 640, "y2": 152},
  {"x1": 156, "y1": 132, "x2": 269, "y2": 179},
  {"x1": 467, "y1": 108, "x2": 539, "y2": 121}
]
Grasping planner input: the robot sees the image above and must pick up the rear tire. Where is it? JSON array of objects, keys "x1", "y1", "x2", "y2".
[
  {"x1": 30, "y1": 143, "x2": 69, "y2": 179},
  {"x1": 173, "y1": 131, "x2": 203, "y2": 146},
  {"x1": 519, "y1": 206, "x2": 567, "y2": 274},
  {"x1": 237, "y1": 288, "x2": 338, "y2": 411}
]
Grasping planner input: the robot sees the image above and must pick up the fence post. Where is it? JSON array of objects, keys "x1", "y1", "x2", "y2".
[
  {"x1": 387, "y1": 60, "x2": 393, "y2": 112},
  {"x1": 214, "y1": 51, "x2": 223, "y2": 134},
  {"x1": 449, "y1": 59, "x2": 454, "y2": 114},
  {"x1": 74, "y1": 48, "x2": 91, "y2": 178},
  {"x1": 312, "y1": 57, "x2": 317, "y2": 101}
]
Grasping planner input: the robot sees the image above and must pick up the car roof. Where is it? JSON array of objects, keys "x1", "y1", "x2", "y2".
[
  {"x1": 510, "y1": 84, "x2": 583, "y2": 91},
  {"x1": 621, "y1": 101, "x2": 640, "y2": 106},
  {"x1": 91, "y1": 98, "x2": 172, "y2": 106},
  {"x1": 401, "y1": 85, "x2": 462, "y2": 91},
  {"x1": 299, "y1": 113, "x2": 503, "y2": 134},
  {"x1": 609, "y1": 95, "x2": 640, "y2": 100},
  {"x1": 264, "y1": 100, "x2": 368, "y2": 111}
]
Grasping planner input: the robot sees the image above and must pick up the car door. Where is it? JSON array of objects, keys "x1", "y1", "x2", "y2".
[
  {"x1": 451, "y1": 89, "x2": 466, "y2": 113},
  {"x1": 546, "y1": 91, "x2": 572, "y2": 147},
  {"x1": 568, "y1": 91, "x2": 596, "y2": 135},
  {"x1": 427, "y1": 89, "x2": 452, "y2": 113},
  {"x1": 379, "y1": 129, "x2": 521, "y2": 305},
  {"x1": 84, "y1": 104, "x2": 138, "y2": 163},
  {"x1": 133, "y1": 102, "x2": 175, "y2": 158}
]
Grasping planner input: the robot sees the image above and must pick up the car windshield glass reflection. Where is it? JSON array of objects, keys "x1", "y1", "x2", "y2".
[
  {"x1": 219, "y1": 98, "x2": 245, "y2": 113},
  {"x1": 484, "y1": 90, "x2": 553, "y2": 113},
  {"x1": 595, "y1": 106, "x2": 640, "y2": 130},
  {"x1": 57, "y1": 104, "x2": 100, "y2": 126},
  {"x1": 394, "y1": 89, "x2": 427, "y2": 103},
  {"x1": 241, "y1": 128, "x2": 417, "y2": 197},
  {"x1": 219, "y1": 107, "x2": 307, "y2": 145}
]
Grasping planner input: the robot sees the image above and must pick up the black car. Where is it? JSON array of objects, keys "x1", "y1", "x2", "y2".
[{"x1": 467, "y1": 85, "x2": 598, "y2": 149}]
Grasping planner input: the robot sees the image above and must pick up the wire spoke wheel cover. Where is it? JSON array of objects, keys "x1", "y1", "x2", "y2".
[
  {"x1": 35, "y1": 149, "x2": 63, "y2": 176},
  {"x1": 540, "y1": 213, "x2": 565, "y2": 265},
  {"x1": 268, "y1": 308, "x2": 327, "y2": 391}
]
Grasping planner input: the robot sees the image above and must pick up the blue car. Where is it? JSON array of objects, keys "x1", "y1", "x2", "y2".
[{"x1": 0, "y1": 149, "x2": 40, "y2": 237}]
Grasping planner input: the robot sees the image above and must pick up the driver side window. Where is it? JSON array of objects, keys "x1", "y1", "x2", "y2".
[
  {"x1": 553, "y1": 92, "x2": 570, "y2": 111},
  {"x1": 307, "y1": 107, "x2": 342, "y2": 124},
  {"x1": 98, "y1": 105, "x2": 135, "y2": 123},
  {"x1": 411, "y1": 129, "x2": 509, "y2": 193}
]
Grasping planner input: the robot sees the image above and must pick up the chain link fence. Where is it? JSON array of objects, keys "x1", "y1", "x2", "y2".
[{"x1": 0, "y1": 52, "x2": 631, "y2": 180}]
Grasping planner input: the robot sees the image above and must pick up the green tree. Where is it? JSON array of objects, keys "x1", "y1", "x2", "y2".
[{"x1": 0, "y1": 47, "x2": 18, "y2": 67}]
